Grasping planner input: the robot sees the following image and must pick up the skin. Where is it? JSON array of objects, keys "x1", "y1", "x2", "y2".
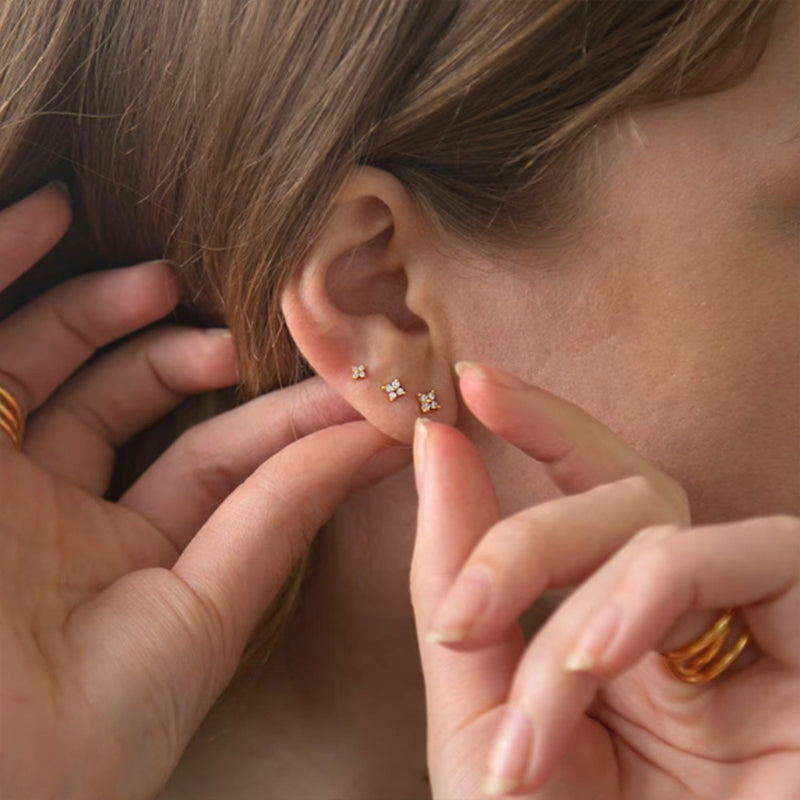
[
  {"x1": 165, "y1": 1, "x2": 798, "y2": 796},
  {"x1": 0, "y1": 186, "x2": 404, "y2": 800},
  {"x1": 1, "y1": 0, "x2": 797, "y2": 798}
]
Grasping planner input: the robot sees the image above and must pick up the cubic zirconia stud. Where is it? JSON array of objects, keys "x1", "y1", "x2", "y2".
[
  {"x1": 417, "y1": 390, "x2": 441, "y2": 414},
  {"x1": 380, "y1": 378, "x2": 407, "y2": 402}
]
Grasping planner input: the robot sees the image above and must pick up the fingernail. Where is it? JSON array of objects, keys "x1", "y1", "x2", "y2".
[
  {"x1": 426, "y1": 566, "x2": 491, "y2": 644},
  {"x1": 413, "y1": 417, "x2": 430, "y2": 487},
  {"x1": 564, "y1": 652, "x2": 596, "y2": 672},
  {"x1": 455, "y1": 361, "x2": 487, "y2": 379},
  {"x1": 48, "y1": 180, "x2": 71, "y2": 202},
  {"x1": 204, "y1": 327, "x2": 233, "y2": 338},
  {"x1": 484, "y1": 705, "x2": 533, "y2": 795},
  {"x1": 455, "y1": 361, "x2": 524, "y2": 390},
  {"x1": 565, "y1": 602, "x2": 622, "y2": 673},
  {"x1": 483, "y1": 774, "x2": 519, "y2": 797},
  {"x1": 424, "y1": 630, "x2": 464, "y2": 644}
]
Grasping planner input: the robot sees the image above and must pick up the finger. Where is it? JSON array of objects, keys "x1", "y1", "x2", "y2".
[
  {"x1": 455, "y1": 363, "x2": 718, "y2": 714},
  {"x1": 120, "y1": 377, "x2": 373, "y2": 550},
  {"x1": 171, "y1": 420, "x2": 402, "y2": 668},
  {"x1": 413, "y1": 421, "x2": 612, "y2": 798},
  {"x1": 565, "y1": 516, "x2": 800, "y2": 675},
  {"x1": 426, "y1": 475, "x2": 682, "y2": 647},
  {"x1": 499, "y1": 516, "x2": 800, "y2": 792},
  {"x1": 0, "y1": 182, "x2": 71, "y2": 290},
  {"x1": 410, "y1": 421, "x2": 522, "y2": 763},
  {"x1": 456, "y1": 361, "x2": 688, "y2": 510},
  {"x1": 0, "y1": 261, "x2": 179, "y2": 415},
  {"x1": 25, "y1": 326, "x2": 238, "y2": 493}
]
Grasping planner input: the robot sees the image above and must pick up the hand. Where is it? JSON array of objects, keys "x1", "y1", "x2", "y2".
[
  {"x1": 0, "y1": 184, "x2": 407, "y2": 800},
  {"x1": 411, "y1": 361, "x2": 799, "y2": 799}
]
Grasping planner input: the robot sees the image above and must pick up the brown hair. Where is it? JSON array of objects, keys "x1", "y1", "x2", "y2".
[{"x1": 0, "y1": 0, "x2": 778, "y2": 673}]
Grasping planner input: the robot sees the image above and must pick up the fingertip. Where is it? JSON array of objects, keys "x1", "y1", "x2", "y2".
[
  {"x1": 414, "y1": 417, "x2": 476, "y2": 493},
  {"x1": 194, "y1": 328, "x2": 239, "y2": 386},
  {"x1": 140, "y1": 259, "x2": 182, "y2": 308},
  {"x1": 0, "y1": 181, "x2": 74, "y2": 265},
  {"x1": 454, "y1": 361, "x2": 489, "y2": 403},
  {"x1": 108, "y1": 260, "x2": 181, "y2": 321},
  {"x1": 456, "y1": 361, "x2": 527, "y2": 391},
  {"x1": 47, "y1": 180, "x2": 72, "y2": 203},
  {"x1": 456, "y1": 362, "x2": 539, "y2": 435},
  {"x1": 564, "y1": 652, "x2": 596, "y2": 673},
  {"x1": 454, "y1": 360, "x2": 487, "y2": 380},
  {"x1": 147, "y1": 326, "x2": 239, "y2": 393},
  {"x1": 36, "y1": 180, "x2": 73, "y2": 236}
]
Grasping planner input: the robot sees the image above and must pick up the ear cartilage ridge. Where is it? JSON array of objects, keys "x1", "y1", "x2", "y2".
[
  {"x1": 417, "y1": 390, "x2": 441, "y2": 414},
  {"x1": 352, "y1": 364, "x2": 367, "y2": 380},
  {"x1": 380, "y1": 378, "x2": 407, "y2": 402}
]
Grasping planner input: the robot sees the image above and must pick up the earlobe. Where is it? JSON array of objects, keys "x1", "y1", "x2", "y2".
[{"x1": 280, "y1": 167, "x2": 457, "y2": 443}]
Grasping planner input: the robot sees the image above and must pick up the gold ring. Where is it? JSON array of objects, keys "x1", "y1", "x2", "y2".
[
  {"x1": 0, "y1": 385, "x2": 26, "y2": 449},
  {"x1": 663, "y1": 608, "x2": 750, "y2": 685}
]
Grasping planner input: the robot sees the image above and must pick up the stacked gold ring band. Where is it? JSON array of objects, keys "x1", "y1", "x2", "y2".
[
  {"x1": 0, "y1": 385, "x2": 26, "y2": 449},
  {"x1": 663, "y1": 608, "x2": 750, "y2": 685}
]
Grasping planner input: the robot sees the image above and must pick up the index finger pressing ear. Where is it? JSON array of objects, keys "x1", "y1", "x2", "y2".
[{"x1": 456, "y1": 361, "x2": 688, "y2": 512}]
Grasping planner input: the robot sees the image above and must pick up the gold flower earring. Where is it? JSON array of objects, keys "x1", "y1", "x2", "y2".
[
  {"x1": 417, "y1": 390, "x2": 441, "y2": 414},
  {"x1": 380, "y1": 378, "x2": 407, "y2": 401}
]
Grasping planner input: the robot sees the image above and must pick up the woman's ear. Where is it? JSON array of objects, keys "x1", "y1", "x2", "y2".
[{"x1": 281, "y1": 166, "x2": 457, "y2": 443}]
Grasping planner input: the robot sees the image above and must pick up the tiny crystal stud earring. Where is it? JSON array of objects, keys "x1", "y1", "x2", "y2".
[
  {"x1": 380, "y1": 378, "x2": 406, "y2": 401},
  {"x1": 352, "y1": 364, "x2": 367, "y2": 380},
  {"x1": 417, "y1": 390, "x2": 441, "y2": 414}
]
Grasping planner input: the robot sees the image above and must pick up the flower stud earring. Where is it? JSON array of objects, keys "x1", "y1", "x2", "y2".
[
  {"x1": 417, "y1": 389, "x2": 441, "y2": 414},
  {"x1": 417, "y1": 390, "x2": 441, "y2": 414},
  {"x1": 380, "y1": 378, "x2": 406, "y2": 401},
  {"x1": 352, "y1": 364, "x2": 367, "y2": 380}
]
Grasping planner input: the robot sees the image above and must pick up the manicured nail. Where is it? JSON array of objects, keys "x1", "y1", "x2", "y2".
[
  {"x1": 484, "y1": 705, "x2": 533, "y2": 795},
  {"x1": 204, "y1": 327, "x2": 233, "y2": 338},
  {"x1": 455, "y1": 361, "x2": 526, "y2": 390},
  {"x1": 483, "y1": 774, "x2": 519, "y2": 797},
  {"x1": 454, "y1": 361, "x2": 487, "y2": 379},
  {"x1": 426, "y1": 566, "x2": 492, "y2": 644},
  {"x1": 424, "y1": 630, "x2": 465, "y2": 644},
  {"x1": 564, "y1": 602, "x2": 622, "y2": 673},
  {"x1": 564, "y1": 652, "x2": 596, "y2": 672},
  {"x1": 413, "y1": 417, "x2": 430, "y2": 487},
  {"x1": 49, "y1": 180, "x2": 71, "y2": 201},
  {"x1": 140, "y1": 258, "x2": 176, "y2": 267}
]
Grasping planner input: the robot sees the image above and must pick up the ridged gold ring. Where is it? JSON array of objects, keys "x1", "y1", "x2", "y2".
[
  {"x1": 0, "y1": 384, "x2": 26, "y2": 449},
  {"x1": 663, "y1": 608, "x2": 750, "y2": 685}
]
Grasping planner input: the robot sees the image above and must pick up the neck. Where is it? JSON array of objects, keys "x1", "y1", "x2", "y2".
[
  {"x1": 280, "y1": 462, "x2": 422, "y2": 691},
  {"x1": 252, "y1": 465, "x2": 430, "y2": 795}
]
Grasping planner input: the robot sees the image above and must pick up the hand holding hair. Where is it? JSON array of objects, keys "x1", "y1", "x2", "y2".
[
  {"x1": 412, "y1": 362, "x2": 800, "y2": 799},
  {"x1": 0, "y1": 185, "x2": 407, "y2": 800}
]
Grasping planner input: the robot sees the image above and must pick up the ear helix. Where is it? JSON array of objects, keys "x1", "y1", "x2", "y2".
[{"x1": 352, "y1": 365, "x2": 441, "y2": 414}]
